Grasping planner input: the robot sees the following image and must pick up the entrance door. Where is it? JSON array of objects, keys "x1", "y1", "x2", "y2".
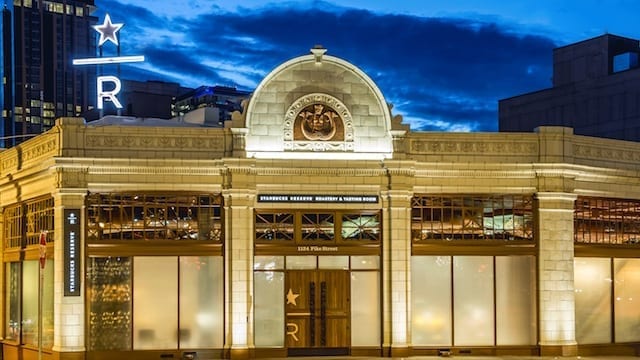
[{"x1": 285, "y1": 270, "x2": 350, "y2": 356}]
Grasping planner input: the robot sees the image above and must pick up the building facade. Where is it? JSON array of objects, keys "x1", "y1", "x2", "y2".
[
  {"x1": 499, "y1": 34, "x2": 640, "y2": 142},
  {"x1": 1, "y1": 0, "x2": 96, "y2": 148},
  {"x1": 1, "y1": 48, "x2": 640, "y2": 360}
]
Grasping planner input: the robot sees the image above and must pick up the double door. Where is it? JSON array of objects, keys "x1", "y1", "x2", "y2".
[{"x1": 285, "y1": 270, "x2": 350, "y2": 356}]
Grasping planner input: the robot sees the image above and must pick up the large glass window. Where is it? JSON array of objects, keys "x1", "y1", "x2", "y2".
[
  {"x1": 179, "y1": 256, "x2": 224, "y2": 348},
  {"x1": 88, "y1": 257, "x2": 132, "y2": 351},
  {"x1": 575, "y1": 196, "x2": 640, "y2": 244},
  {"x1": 86, "y1": 193, "x2": 222, "y2": 242},
  {"x1": 87, "y1": 256, "x2": 224, "y2": 351},
  {"x1": 5, "y1": 263, "x2": 20, "y2": 342},
  {"x1": 412, "y1": 195, "x2": 533, "y2": 241},
  {"x1": 574, "y1": 258, "x2": 611, "y2": 344},
  {"x1": 21, "y1": 260, "x2": 54, "y2": 348},
  {"x1": 495, "y1": 256, "x2": 537, "y2": 345},
  {"x1": 411, "y1": 256, "x2": 452, "y2": 346},
  {"x1": 134, "y1": 257, "x2": 179, "y2": 349},
  {"x1": 573, "y1": 258, "x2": 640, "y2": 344},
  {"x1": 614, "y1": 258, "x2": 640, "y2": 342},
  {"x1": 453, "y1": 256, "x2": 494, "y2": 346},
  {"x1": 411, "y1": 255, "x2": 536, "y2": 347}
]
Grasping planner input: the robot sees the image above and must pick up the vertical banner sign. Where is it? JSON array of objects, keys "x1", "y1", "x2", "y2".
[{"x1": 64, "y1": 209, "x2": 81, "y2": 296}]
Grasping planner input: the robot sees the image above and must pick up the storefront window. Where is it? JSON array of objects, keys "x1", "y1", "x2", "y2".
[
  {"x1": 351, "y1": 271, "x2": 380, "y2": 346},
  {"x1": 574, "y1": 257, "x2": 611, "y2": 344},
  {"x1": 573, "y1": 258, "x2": 640, "y2": 343},
  {"x1": 88, "y1": 256, "x2": 224, "y2": 351},
  {"x1": 411, "y1": 256, "x2": 452, "y2": 346},
  {"x1": 5, "y1": 262, "x2": 20, "y2": 341},
  {"x1": 179, "y1": 256, "x2": 224, "y2": 348},
  {"x1": 495, "y1": 256, "x2": 536, "y2": 345},
  {"x1": 254, "y1": 271, "x2": 285, "y2": 346},
  {"x1": 21, "y1": 260, "x2": 54, "y2": 348},
  {"x1": 88, "y1": 257, "x2": 132, "y2": 351},
  {"x1": 614, "y1": 258, "x2": 640, "y2": 342},
  {"x1": 411, "y1": 255, "x2": 536, "y2": 346},
  {"x1": 134, "y1": 257, "x2": 179, "y2": 349}
]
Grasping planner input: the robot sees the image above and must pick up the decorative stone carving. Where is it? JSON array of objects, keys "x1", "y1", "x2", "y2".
[{"x1": 283, "y1": 93, "x2": 354, "y2": 152}]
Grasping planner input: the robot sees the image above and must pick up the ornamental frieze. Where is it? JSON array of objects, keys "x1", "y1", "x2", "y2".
[
  {"x1": 574, "y1": 143, "x2": 639, "y2": 162},
  {"x1": 410, "y1": 140, "x2": 538, "y2": 154},
  {"x1": 86, "y1": 135, "x2": 225, "y2": 150},
  {"x1": 1, "y1": 136, "x2": 57, "y2": 173}
]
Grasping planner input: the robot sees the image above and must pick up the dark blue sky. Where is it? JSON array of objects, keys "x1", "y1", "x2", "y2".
[{"x1": 91, "y1": 0, "x2": 640, "y2": 132}]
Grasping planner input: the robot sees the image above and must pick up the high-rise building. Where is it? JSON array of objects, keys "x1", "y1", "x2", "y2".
[{"x1": 1, "y1": 0, "x2": 96, "y2": 148}]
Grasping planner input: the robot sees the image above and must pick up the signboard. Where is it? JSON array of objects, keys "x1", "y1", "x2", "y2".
[
  {"x1": 257, "y1": 194, "x2": 378, "y2": 204},
  {"x1": 72, "y1": 13, "x2": 145, "y2": 110},
  {"x1": 64, "y1": 209, "x2": 81, "y2": 296}
]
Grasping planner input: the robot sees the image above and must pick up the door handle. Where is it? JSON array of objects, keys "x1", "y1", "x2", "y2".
[{"x1": 310, "y1": 281, "x2": 316, "y2": 345}]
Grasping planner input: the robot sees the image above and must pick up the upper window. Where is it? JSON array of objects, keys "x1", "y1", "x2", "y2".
[
  {"x1": 3, "y1": 197, "x2": 54, "y2": 249},
  {"x1": 255, "y1": 210, "x2": 381, "y2": 244},
  {"x1": 412, "y1": 195, "x2": 534, "y2": 242},
  {"x1": 86, "y1": 193, "x2": 223, "y2": 242},
  {"x1": 575, "y1": 196, "x2": 640, "y2": 245}
]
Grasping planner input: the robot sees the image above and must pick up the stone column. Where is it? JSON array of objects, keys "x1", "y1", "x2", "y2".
[
  {"x1": 223, "y1": 189, "x2": 255, "y2": 359},
  {"x1": 382, "y1": 189, "x2": 412, "y2": 357},
  {"x1": 536, "y1": 192, "x2": 577, "y2": 356},
  {"x1": 52, "y1": 191, "x2": 86, "y2": 360}
]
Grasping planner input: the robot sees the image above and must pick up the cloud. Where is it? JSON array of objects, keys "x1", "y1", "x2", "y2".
[{"x1": 95, "y1": 0, "x2": 557, "y2": 132}]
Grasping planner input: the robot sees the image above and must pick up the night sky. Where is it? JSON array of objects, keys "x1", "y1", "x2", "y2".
[{"x1": 91, "y1": 0, "x2": 640, "y2": 132}]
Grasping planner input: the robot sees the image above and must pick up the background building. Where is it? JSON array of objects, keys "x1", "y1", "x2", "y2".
[
  {"x1": 1, "y1": 0, "x2": 96, "y2": 148},
  {"x1": 499, "y1": 34, "x2": 640, "y2": 141},
  {"x1": 173, "y1": 85, "x2": 251, "y2": 126}
]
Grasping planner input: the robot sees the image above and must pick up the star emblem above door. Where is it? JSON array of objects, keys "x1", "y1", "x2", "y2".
[{"x1": 286, "y1": 288, "x2": 300, "y2": 306}]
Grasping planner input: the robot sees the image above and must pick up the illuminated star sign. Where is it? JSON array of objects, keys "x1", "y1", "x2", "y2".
[
  {"x1": 93, "y1": 14, "x2": 123, "y2": 47},
  {"x1": 286, "y1": 288, "x2": 300, "y2": 306}
]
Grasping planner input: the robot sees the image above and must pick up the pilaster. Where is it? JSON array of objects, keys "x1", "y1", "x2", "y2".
[
  {"x1": 51, "y1": 191, "x2": 86, "y2": 354},
  {"x1": 223, "y1": 189, "x2": 255, "y2": 359},
  {"x1": 382, "y1": 189, "x2": 412, "y2": 357},
  {"x1": 536, "y1": 192, "x2": 578, "y2": 356}
]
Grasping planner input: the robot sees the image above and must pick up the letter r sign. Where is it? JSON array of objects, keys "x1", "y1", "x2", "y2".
[{"x1": 97, "y1": 75, "x2": 123, "y2": 109}]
